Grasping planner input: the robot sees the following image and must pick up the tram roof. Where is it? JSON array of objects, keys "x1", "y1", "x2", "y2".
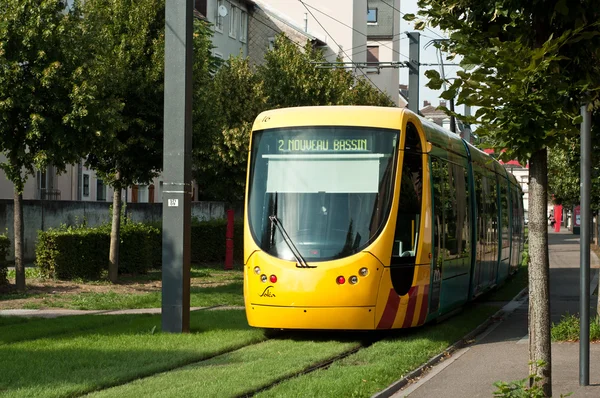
[{"x1": 252, "y1": 106, "x2": 405, "y2": 132}]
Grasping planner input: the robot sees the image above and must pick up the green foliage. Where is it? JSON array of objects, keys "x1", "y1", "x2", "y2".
[
  {"x1": 35, "y1": 226, "x2": 110, "y2": 280},
  {"x1": 190, "y1": 219, "x2": 243, "y2": 264},
  {"x1": 119, "y1": 223, "x2": 161, "y2": 274},
  {"x1": 551, "y1": 313, "x2": 600, "y2": 341},
  {"x1": 34, "y1": 219, "x2": 243, "y2": 280},
  {"x1": 493, "y1": 362, "x2": 547, "y2": 397},
  {"x1": 548, "y1": 124, "x2": 600, "y2": 210},
  {"x1": 493, "y1": 361, "x2": 572, "y2": 397},
  {"x1": 75, "y1": 0, "x2": 168, "y2": 189},
  {"x1": 0, "y1": 233, "x2": 9, "y2": 286},
  {"x1": 193, "y1": 34, "x2": 394, "y2": 202},
  {"x1": 0, "y1": 0, "x2": 90, "y2": 192},
  {"x1": 409, "y1": 1, "x2": 600, "y2": 162}
]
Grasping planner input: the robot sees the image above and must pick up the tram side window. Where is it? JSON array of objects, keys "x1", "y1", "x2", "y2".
[
  {"x1": 431, "y1": 157, "x2": 444, "y2": 264},
  {"x1": 393, "y1": 123, "x2": 423, "y2": 263},
  {"x1": 448, "y1": 163, "x2": 470, "y2": 260},
  {"x1": 500, "y1": 180, "x2": 510, "y2": 257}
]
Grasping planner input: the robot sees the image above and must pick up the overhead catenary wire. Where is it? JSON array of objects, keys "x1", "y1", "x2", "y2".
[{"x1": 300, "y1": 1, "x2": 411, "y2": 61}]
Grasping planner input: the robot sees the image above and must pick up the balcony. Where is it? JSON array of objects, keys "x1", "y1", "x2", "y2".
[{"x1": 40, "y1": 189, "x2": 61, "y2": 200}]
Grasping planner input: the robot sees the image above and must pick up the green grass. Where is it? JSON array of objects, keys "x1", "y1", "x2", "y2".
[
  {"x1": 1, "y1": 264, "x2": 244, "y2": 310},
  {"x1": 12, "y1": 282, "x2": 243, "y2": 310},
  {"x1": 551, "y1": 313, "x2": 600, "y2": 341},
  {"x1": 0, "y1": 310, "x2": 265, "y2": 398},
  {"x1": 6, "y1": 267, "x2": 43, "y2": 280},
  {"x1": 256, "y1": 304, "x2": 500, "y2": 398},
  {"x1": 0, "y1": 314, "x2": 125, "y2": 345},
  {"x1": 89, "y1": 337, "x2": 361, "y2": 397}
]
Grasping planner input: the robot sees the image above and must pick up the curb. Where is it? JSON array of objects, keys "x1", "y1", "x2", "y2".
[{"x1": 371, "y1": 286, "x2": 529, "y2": 398}]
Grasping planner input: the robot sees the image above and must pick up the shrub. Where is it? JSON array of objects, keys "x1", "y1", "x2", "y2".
[
  {"x1": 35, "y1": 217, "x2": 244, "y2": 281},
  {"x1": 36, "y1": 226, "x2": 109, "y2": 280},
  {"x1": 551, "y1": 313, "x2": 600, "y2": 342},
  {"x1": 190, "y1": 218, "x2": 243, "y2": 264},
  {"x1": 119, "y1": 223, "x2": 161, "y2": 274},
  {"x1": 0, "y1": 233, "x2": 9, "y2": 286}
]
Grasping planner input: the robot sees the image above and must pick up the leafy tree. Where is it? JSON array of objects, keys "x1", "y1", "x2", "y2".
[
  {"x1": 193, "y1": 55, "x2": 264, "y2": 203},
  {"x1": 406, "y1": 1, "x2": 600, "y2": 394},
  {"x1": 549, "y1": 114, "x2": 600, "y2": 211},
  {"x1": 0, "y1": 0, "x2": 89, "y2": 290},
  {"x1": 193, "y1": 35, "x2": 394, "y2": 203},
  {"x1": 76, "y1": 0, "x2": 166, "y2": 282}
]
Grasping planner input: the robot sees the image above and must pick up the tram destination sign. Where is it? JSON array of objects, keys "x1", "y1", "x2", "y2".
[{"x1": 277, "y1": 137, "x2": 372, "y2": 153}]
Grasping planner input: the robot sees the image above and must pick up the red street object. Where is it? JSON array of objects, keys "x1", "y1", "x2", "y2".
[
  {"x1": 225, "y1": 209, "x2": 234, "y2": 270},
  {"x1": 554, "y1": 204, "x2": 563, "y2": 232}
]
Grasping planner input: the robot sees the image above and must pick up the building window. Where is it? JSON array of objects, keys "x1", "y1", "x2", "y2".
[
  {"x1": 97, "y1": 179, "x2": 106, "y2": 201},
  {"x1": 213, "y1": 51, "x2": 223, "y2": 59},
  {"x1": 268, "y1": 37, "x2": 275, "y2": 50},
  {"x1": 240, "y1": 10, "x2": 247, "y2": 43},
  {"x1": 138, "y1": 185, "x2": 149, "y2": 203},
  {"x1": 367, "y1": 45, "x2": 379, "y2": 72},
  {"x1": 194, "y1": 0, "x2": 207, "y2": 16},
  {"x1": 367, "y1": 8, "x2": 377, "y2": 23},
  {"x1": 229, "y1": 6, "x2": 238, "y2": 39},
  {"x1": 215, "y1": 0, "x2": 224, "y2": 32},
  {"x1": 83, "y1": 174, "x2": 90, "y2": 197}
]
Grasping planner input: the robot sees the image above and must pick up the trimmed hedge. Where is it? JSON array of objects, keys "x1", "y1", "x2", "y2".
[
  {"x1": 36, "y1": 227, "x2": 109, "y2": 280},
  {"x1": 35, "y1": 218, "x2": 243, "y2": 281},
  {"x1": 0, "y1": 234, "x2": 9, "y2": 285},
  {"x1": 190, "y1": 219, "x2": 243, "y2": 264}
]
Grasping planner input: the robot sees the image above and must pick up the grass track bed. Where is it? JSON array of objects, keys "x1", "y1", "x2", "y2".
[
  {"x1": 0, "y1": 310, "x2": 264, "y2": 398},
  {"x1": 256, "y1": 304, "x2": 500, "y2": 397},
  {"x1": 89, "y1": 337, "x2": 361, "y2": 397}
]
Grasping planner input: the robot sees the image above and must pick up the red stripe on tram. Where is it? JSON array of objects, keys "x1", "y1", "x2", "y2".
[
  {"x1": 401, "y1": 286, "x2": 419, "y2": 328},
  {"x1": 417, "y1": 285, "x2": 429, "y2": 325},
  {"x1": 376, "y1": 289, "x2": 400, "y2": 329}
]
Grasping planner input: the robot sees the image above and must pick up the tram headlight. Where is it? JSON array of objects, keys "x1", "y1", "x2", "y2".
[
  {"x1": 270, "y1": 274, "x2": 277, "y2": 283},
  {"x1": 349, "y1": 275, "x2": 358, "y2": 285},
  {"x1": 359, "y1": 267, "x2": 369, "y2": 277},
  {"x1": 336, "y1": 276, "x2": 346, "y2": 285},
  {"x1": 254, "y1": 266, "x2": 261, "y2": 275},
  {"x1": 260, "y1": 274, "x2": 268, "y2": 283}
]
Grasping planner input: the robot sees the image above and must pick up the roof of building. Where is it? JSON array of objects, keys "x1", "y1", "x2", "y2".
[{"x1": 251, "y1": 0, "x2": 327, "y2": 45}]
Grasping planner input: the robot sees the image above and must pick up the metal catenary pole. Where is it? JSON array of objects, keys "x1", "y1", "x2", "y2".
[
  {"x1": 407, "y1": 32, "x2": 420, "y2": 114},
  {"x1": 580, "y1": 103, "x2": 591, "y2": 385},
  {"x1": 162, "y1": 0, "x2": 193, "y2": 333}
]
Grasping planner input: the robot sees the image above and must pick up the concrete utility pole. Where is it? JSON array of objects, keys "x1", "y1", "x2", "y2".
[
  {"x1": 407, "y1": 32, "x2": 420, "y2": 114},
  {"x1": 579, "y1": 103, "x2": 591, "y2": 385},
  {"x1": 162, "y1": 0, "x2": 193, "y2": 333}
]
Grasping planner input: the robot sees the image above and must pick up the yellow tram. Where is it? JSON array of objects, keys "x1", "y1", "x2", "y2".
[{"x1": 243, "y1": 106, "x2": 524, "y2": 330}]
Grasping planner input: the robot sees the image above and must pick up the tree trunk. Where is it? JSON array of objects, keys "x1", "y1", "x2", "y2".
[
  {"x1": 528, "y1": 148, "x2": 552, "y2": 396},
  {"x1": 13, "y1": 186, "x2": 25, "y2": 291},
  {"x1": 109, "y1": 185, "x2": 122, "y2": 283}
]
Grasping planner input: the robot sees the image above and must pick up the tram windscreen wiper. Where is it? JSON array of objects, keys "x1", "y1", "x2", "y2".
[{"x1": 269, "y1": 214, "x2": 315, "y2": 269}]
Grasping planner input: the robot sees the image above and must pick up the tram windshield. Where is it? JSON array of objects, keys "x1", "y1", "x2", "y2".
[{"x1": 247, "y1": 126, "x2": 399, "y2": 262}]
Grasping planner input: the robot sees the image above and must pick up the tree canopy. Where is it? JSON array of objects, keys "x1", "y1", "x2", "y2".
[
  {"x1": 193, "y1": 35, "x2": 394, "y2": 203},
  {"x1": 405, "y1": 1, "x2": 600, "y2": 395},
  {"x1": 0, "y1": 0, "x2": 91, "y2": 290}
]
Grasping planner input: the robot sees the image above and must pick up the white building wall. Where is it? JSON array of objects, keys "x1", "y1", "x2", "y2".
[
  {"x1": 257, "y1": 0, "x2": 367, "y2": 64},
  {"x1": 366, "y1": 39, "x2": 400, "y2": 105}
]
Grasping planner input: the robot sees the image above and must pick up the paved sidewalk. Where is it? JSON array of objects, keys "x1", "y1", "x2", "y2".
[{"x1": 389, "y1": 229, "x2": 600, "y2": 398}]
